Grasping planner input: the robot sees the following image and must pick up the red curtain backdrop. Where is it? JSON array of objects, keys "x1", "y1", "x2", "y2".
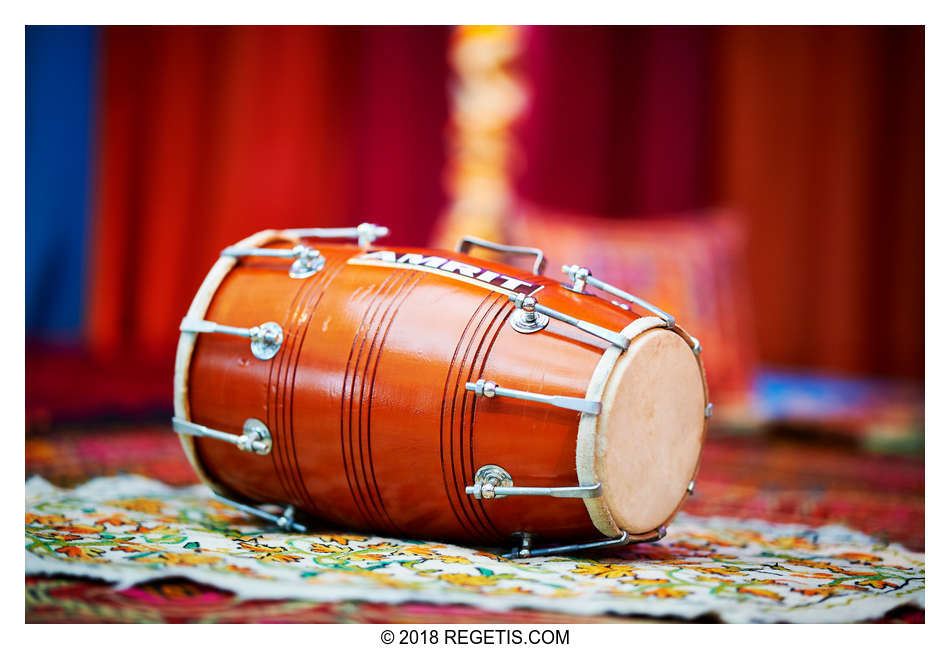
[
  {"x1": 86, "y1": 26, "x2": 450, "y2": 362},
  {"x1": 515, "y1": 26, "x2": 714, "y2": 217},
  {"x1": 80, "y1": 25, "x2": 922, "y2": 381},
  {"x1": 715, "y1": 26, "x2": 923, "y2": 379},
  {"x1": 511, "y1": 26, "x2": 922, "y2": 381}
]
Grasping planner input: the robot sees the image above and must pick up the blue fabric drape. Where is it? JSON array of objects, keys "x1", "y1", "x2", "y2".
[{"x1": 26, "y1": 25, "x2": 99, "y2": 339}]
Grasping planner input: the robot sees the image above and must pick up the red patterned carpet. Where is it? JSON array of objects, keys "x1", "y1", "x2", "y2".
[{"x1": 25, "y1": 424, "x2": 924, "y2": 623}]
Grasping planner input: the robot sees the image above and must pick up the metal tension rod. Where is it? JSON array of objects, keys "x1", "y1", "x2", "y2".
[
  {"x1": 464, "y1": 465, "x2": 602, "y2": 501},
  {"x1": 221, "y1": 243, "x2": 325, "y2": 278},
  {"x1": 172, "y1": 417, "x2": 272, "y2": 455},
  {"x1": 466, "y1": 378, "x2": 601, "y2": 415},
  {"x1": 180, "y1": 317, "x2": 283, "y2": 360},
  {"x1": 468, "y1": 484, "x2": 603, "y2": 499},
  {"x1": 282, "y1": 222, "x2": 390, "y2": 248},
  {"x1": 508, "y1": 293, "x2": 630, "y2": 350},
  {"x1": 562, "y1": 265, "x2": 675, "y2": 327},
  {"x1": 212, "y1": 494, "x2": 306, "y2": 533},
  {"x1": 503, "y1": 531, "x2": 631, "y2": 560},
  {"x1": 502, "y1": 527, "x2": 667, "y2": 559}
]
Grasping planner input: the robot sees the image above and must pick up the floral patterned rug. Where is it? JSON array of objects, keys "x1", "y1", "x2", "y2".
[{"x1": 25, "y1": 475, "x2": 923, "y2": 623}]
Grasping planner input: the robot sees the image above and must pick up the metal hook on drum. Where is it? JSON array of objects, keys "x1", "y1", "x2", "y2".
[{"x1": 455, "y1": 236, "x2": 547, "y2": 275}]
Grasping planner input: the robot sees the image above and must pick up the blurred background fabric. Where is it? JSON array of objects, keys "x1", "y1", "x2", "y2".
[
  {"x1": 26, "y1": 25, "x2": 923, "y2": 433},
  {"x1": 27, "y1": 26, "x2": 453, "y2": 426}
]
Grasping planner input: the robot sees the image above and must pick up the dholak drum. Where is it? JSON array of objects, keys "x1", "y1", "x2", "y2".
[{"x1": 173, "y1": 225, "x2": 709, "y2": 558}]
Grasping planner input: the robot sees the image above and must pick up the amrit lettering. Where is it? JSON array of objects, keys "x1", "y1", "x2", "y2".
[{"x1": 351, "y1": 250, "x2": 541, "y2": 295}]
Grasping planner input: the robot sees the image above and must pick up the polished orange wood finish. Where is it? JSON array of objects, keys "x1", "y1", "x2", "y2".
[{"x1": 187, "y1": 242, "x2": 655, "y2": 544}]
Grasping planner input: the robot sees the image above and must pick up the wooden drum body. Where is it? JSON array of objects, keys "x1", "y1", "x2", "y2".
[{"x1": 174, "y1": 227, "x2": 709, "y2": 556}]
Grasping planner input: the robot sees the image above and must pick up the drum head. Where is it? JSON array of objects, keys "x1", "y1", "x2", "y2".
[{"x1": 583, "y1": 324, "x2": 706, "y2": 536}]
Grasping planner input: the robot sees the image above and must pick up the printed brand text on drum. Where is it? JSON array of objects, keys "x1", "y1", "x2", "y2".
[{"x1": 349, "y1": 250, "x2": 541, "y2": 295}]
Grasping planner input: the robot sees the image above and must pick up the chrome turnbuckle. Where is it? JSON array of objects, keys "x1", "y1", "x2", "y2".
[
  {"x1": 172, "y1": 417, "x2": 272, "y2": 455},
  {"x1": 466, "y1": 378, "x2": 601, "y2": 415},
  {"x1": 562, "y1": 264, "x2": 675, "y2": 328},
  {"x1": 465, "y1": 464, "x2": 602, "y2": 500},
  {"x1": 180, "y1": 317, "x2": 283, "y2": 360},
  {"x1": 221, "y1": 243, "x2": 325, "y2": 278}
]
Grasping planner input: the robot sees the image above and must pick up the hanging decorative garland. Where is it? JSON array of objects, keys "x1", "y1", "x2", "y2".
[{"x1": 432, "y1": 26, "x2": 527, "y2": 251}]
